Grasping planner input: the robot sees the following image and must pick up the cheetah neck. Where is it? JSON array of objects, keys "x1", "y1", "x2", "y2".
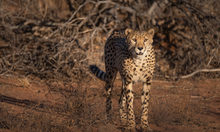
[
  {"x1": 133, "y1": 46, "x2": 153, "y2": 66},
  {"x1": 133, "y1": 54, "x2": 146, "y2": 66}
]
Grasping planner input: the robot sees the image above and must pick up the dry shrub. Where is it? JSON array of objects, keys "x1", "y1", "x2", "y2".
[
  {"x1": 0, "y1": 0, "x2": 219, "y2": 81},
  {"x1": 152, "y1": 0, "x2": 220, "y2": 78}
]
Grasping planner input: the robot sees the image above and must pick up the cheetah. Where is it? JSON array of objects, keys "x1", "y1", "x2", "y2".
[{"x1": 90, "y1": 28, "x2": 155, "y2": 131}]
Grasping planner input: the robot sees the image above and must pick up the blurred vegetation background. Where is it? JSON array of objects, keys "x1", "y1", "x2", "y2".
[{"x1": 0, "y1": 0, "x2": 219, "y2": 81}]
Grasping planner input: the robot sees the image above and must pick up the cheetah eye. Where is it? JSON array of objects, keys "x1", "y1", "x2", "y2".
[
  {"x1": 144, "y1": 39, "x2": 148, "y2": 42},
  {"x1": 132, "y1": 38, "x2": 137, "y2": 43}
]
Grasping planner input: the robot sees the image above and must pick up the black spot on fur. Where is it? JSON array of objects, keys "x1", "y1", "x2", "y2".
[
  {"x1": 146, "y1": 82, "x2": 151, "y2": 85},
  {"x1": 145, "y1": 92, "x2": 149, "y2": 96}
]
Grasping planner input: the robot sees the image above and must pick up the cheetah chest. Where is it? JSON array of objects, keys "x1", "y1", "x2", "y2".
[{"x1": 130, "y1": 59, "x2": 150, "y2": 82}]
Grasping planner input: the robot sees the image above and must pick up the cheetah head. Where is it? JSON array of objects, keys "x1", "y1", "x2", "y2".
[{"x1": 125, "y1": 28, "x2": 154, "y2": 57}]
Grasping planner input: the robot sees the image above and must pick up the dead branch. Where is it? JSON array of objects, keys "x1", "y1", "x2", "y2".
[{"x1": 180, "y1": 68, "x2": 220, "y2": 79}]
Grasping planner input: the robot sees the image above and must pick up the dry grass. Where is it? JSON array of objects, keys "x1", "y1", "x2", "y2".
[{"x1": 151, "y1": 93, "x2": 196, "y2": 126}]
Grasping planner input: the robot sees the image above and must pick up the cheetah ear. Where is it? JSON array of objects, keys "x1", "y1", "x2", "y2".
[
  {"x1": 147, "y1": 28, "x2": 155, "y2": 36},
  {"x1": 125, "y1": 28, "x2": 133, "y2": 36}
]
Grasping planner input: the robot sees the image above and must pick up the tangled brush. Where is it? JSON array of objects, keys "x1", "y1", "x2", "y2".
[{"x1": 0, "y1": 0, "x2": 219, "y2": 81}]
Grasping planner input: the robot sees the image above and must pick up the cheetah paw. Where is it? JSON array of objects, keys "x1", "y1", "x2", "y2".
[
  {"x1": 141, "y1": 127, "x2": 153, "y2": 132},
  {"x1": 123, "y1": 127, "x2": 136, "y2": 132}
]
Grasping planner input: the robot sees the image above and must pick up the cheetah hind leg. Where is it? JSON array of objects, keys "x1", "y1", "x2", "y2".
[
  {"x1": 105, "y1": 69, "x2": 117, "y2": 121},
  {"x1": 119, "y1": 86, "x2": 127, "y2": 126}
]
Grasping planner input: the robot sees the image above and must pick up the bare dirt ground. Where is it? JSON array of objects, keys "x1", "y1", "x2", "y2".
[{"x1": 0, "y1": 75, "x2": 219, "y2": 132}]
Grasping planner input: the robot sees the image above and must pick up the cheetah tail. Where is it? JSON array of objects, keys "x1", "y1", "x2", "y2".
[{"x1": 89, "y1": 65, "x2": 106, "y2": 81}]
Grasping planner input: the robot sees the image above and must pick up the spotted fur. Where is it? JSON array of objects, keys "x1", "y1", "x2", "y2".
[{"x1": 90, "y1": 28, "x2": 155, "y2": 131}]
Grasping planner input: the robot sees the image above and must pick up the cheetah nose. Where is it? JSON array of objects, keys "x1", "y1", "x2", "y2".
[{"x1": 138, "y1": 47, "x2": 143, "y2": 50}]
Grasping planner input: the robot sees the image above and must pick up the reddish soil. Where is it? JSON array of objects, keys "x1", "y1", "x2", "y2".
[{"x1": 0, "y1": 75, "x2": 219, "y2": 132}]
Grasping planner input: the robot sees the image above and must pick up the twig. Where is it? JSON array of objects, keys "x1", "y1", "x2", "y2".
[
  {"x1": 180, "y1": 68, "x2": 220, "y2": 79},
  {"x1": 147, "y1": 0, "x2": 169, "y2": 18}
]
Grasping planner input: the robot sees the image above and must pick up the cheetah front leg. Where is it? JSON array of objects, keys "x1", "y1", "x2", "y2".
[
  {"x1": 141, "y1": 81, "x2": 153, "y2": 132},
  {"x1": 124, "y1": 80, "x2": 136, "y2": 131}
]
